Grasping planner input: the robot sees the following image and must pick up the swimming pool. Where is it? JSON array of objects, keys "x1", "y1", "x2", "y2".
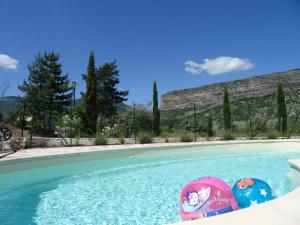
[{"x1": 0, "y1": 142, "x2": 300, "y2": 225}]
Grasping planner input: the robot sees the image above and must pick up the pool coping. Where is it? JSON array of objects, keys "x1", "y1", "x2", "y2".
[
  {"x1": 1, "y1": 139, "x2": 300, "y2": 225},
  {"x1": 1, "y1": 138, "x2": 300, "y2": 162}
]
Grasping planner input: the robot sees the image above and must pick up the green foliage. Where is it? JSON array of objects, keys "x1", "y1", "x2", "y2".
[
  {"x1": 249, "y1": 130, "x2": 257, "y2": 139},
  {"x1": 81, "y1": 52, "x2": 98, "y2": 135},
  {"x1": 223, "y1": 86, "x2": 231, "y2": 130},
  {"x1": 266, "y1": 131, "x2": 278, "y2": 139},
  {"x1": 207, "y1": 116, "x2": 213, "y2": 137},
  {"x1": 96, "y1": 61, "x2": 128, "y2": 118},
  {"x1": 95, "y1": 134, "x2": 107, "y2": 145},
  {"x1": 180, "y1": 134, "x2": 193, "y2": 142},
  {"x1": 119, "y1": 137, "x2": 125, "y2": 144},
  {"x1": 222, "y1": 131, "x2": 234, "y2": 140},
  {"x1": 0, "y1": 111, "x2": 3, "y2": 123},
  {"x1": 139, "y1": 132, "x2": 153, "y2": 144},
  {"x1": 97, "y1": 116, "x2": 126, "y2": 138},
  {"x1": 134, "y1": 103, "x2": 153, "y2": 134},
  {"x1": 152, "y1": 81, "x2": 160, "y2": 136},
  {"x1": 18, "y1": 52, "x2": 72, "y2": 135},
  {"x1": 58, "y1": 113, "x2": 83, "y2": 138},
  {"x1": 81, "y1": 55, "x2": 128, "y2": 136},
  {"x1": 109, "y1": 104, "x2": 152, "y2": 138},
  {"x1": 277, "y1": 83, "x2": 287, "y2": 136}
]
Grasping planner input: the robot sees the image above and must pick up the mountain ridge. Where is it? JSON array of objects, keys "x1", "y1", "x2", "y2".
[{"x1": 160, "y1": 68, "x2": 300, "y2": 130}]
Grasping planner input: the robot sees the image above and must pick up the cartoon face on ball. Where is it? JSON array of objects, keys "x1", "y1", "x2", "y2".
[
  {"x1": 237, "y1": 178, "x2": 255, "y2": 189},
  {"x1": 188, "y1": 192, "x2": 199, "y2": 206},
  {"x1": 187, "y1": 187, "x2": 211, "y2": 206}
]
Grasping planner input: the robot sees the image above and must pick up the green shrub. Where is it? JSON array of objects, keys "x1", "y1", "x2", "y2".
[
  {"x1": 95, "y1": 135, "x2": 107, "y2": 145},
  {"x1": 164, "y1": 137, "x2": 169, "y2": 143},
  {"x1": 266, "y1": 131, "x2": 278, "y2": 139},
  {"x1": 207, "y1": 116, "x2": 213, "y2": 137},
  {"x1": 119, "y1": 137, "x2": 125, "y2": 144},
  {"x1": 249, "y1": 131, "x2": 257, "y2": 139},
  {"x1": 223, "y1": 131, "x2": 234, "y2": 140},
  {"x1": 139, "y1": 133, "x2": 152, "y2": 144},
  {"x1": 180, "y1": 134, "x2": 193, "y2": 142}
]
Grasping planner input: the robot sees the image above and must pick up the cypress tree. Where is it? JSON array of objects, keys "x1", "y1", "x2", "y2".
[
  {"x1": 207, "y1": 116, "x2": 213, "y2": 137},
  {"x1": 81, "y1": 52, "x2": 98, "y2": 134},
  {"x1": 277, "y1": 83, "x2": 287, "y2": 135},
  {"x1": 152, "y1": 81, "x2": 160, "y2": 136},
  {"x1": 223, "y1": 86, "x2": 231, "y2": 130}
]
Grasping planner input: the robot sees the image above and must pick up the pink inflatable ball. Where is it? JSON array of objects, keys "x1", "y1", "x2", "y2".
[{"x1": 179, "y1": 177, "x2": 238, "y2": 221}]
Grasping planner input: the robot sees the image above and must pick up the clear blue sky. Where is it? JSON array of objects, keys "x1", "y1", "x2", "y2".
[{"x1": 1, "y1": 0, "x2": 300, "y2": 105}]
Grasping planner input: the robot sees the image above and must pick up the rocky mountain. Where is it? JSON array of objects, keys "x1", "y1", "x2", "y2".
[{"x1": 160, "y1": 69, "x2": 300, "y2": 130}]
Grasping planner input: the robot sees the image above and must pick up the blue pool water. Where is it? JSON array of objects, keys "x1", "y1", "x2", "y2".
[{"x1": 1, "y1": 142, "x2": 300, "y2": 225}]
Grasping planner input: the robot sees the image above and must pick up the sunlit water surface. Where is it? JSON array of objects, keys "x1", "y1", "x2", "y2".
[{"x1": 1, "y1": 142, "x2": 300, "y2": 225}]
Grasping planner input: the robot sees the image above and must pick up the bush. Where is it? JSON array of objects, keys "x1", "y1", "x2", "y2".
[
  {"x1": 180, "y1": 134, "x2": 193, "y2": 142},
  {"x1": 139, "y1": 132, "x2": 152, "y2": 144},
  {"x1": 95, "y1": 135, "x2": 107, "y2": 145},
  {"x1": 266, "y1": 131, "x2": 278, "y2": 139},
  {"x1": 223, "y1": 131, "x2": 234, "y2": 140},
  {"x1": 249, "y1": 131, "x2": 257, "y2": 139},
  {"x1": 164, "y1": 137, "x2": 169, "y2": 143},
  {"x1": 119, "y1": 137, "x2": 125, "y2": 144}
]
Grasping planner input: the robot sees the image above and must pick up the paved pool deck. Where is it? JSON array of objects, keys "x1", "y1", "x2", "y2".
[{"x1": 0, "y1": 139, "x2": 300, "y2": 225}]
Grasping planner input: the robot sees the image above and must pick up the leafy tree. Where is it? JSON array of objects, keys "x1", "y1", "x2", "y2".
[
  {"x1": 95, "y1": 61, "x2": 128, "y2": 118},
  {"x1": 223, "y1": 86, "x2": 231, "y2": 130},
  {"x1": 81, "y1": 52, "x2": 98, "y2": 135},
  {"x1": 207, "y1": 116, "x2": 213, "y2": 137},
  {"x1": 152, "y1": 81, "x2": 160, "y2": 136},
  {"x1": 19, "y1": 52, "x2": 72, "y2": 134},
  {"x1": 277, "y1": 83, "x2": 287, "y2": 135}
]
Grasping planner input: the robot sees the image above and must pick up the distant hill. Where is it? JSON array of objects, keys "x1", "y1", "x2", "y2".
[
  {"x1": 160, "y1": 68, "x2": 300, "y2": 130},
  {"x1": 75, "y1": 98, "x2": 130, "y2": 111},
  {"x1": 0, "y1": 96, "x2": 130, "y2": 117},
  {"x1": 0, "y1": 96, "x2": 22, "y2": 115}
]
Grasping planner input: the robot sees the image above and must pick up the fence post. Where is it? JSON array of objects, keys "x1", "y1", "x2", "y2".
[
  {"x1": 194, "y1": 102, "x2": 197, "y2": 142},
  {"x1": 133, "y1": 105, "x2": 137, "y2": 144},
  {"x1": 0, "y1": 133, "x2": 3, "y2": 151},
  {"x1": 29, "y1": 115, "x2": 34, "y2": 149},
  {"x1": 21, "y1": 101, "x2": 26, "y2": 137}
]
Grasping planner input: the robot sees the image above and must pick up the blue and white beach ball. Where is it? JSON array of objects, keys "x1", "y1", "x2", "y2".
[{"x1": 232, "y1": 178, "x2": 276, "y2": 209}]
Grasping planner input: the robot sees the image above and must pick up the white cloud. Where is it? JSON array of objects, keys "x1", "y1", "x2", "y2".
[
  {"x1": 184, "y1": 56, "x2": 253, "y2": 75},
  {"x1": 0, "y1": 54, "x2": 19, "y2": 70}
]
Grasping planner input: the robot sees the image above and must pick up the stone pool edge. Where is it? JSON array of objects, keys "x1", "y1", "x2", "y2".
[{"x1": 1, "y1": 138, "x2": 300, "y2": 162}]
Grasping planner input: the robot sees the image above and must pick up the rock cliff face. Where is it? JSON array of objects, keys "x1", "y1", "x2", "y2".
[
  {"x1": 161, "y1": 69, "x2": 300, "y2": 111},
  {"x1": 160, "y1": 69, "x2": 300, "y2": 128}
]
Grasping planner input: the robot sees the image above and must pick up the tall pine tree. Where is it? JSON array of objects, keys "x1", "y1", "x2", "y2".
[
  {"x1": 152, "y1": 81, "x2": 160, "y2": 136},
  {"x1": 95, "y1": 61, "x2": 128, "y2": 118},
  {"x1": 19, "y1": 52, "x2": 72, "y2": 134},
  {"x1": 81, "y1": 52, "x2": 98, "y2": 134},
  {"x1": 277, "y1": 83, "x2": 287, "y2": 135},
  {"x1": 223, "y1": 86, "x2": 231, "y2": 130}
]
